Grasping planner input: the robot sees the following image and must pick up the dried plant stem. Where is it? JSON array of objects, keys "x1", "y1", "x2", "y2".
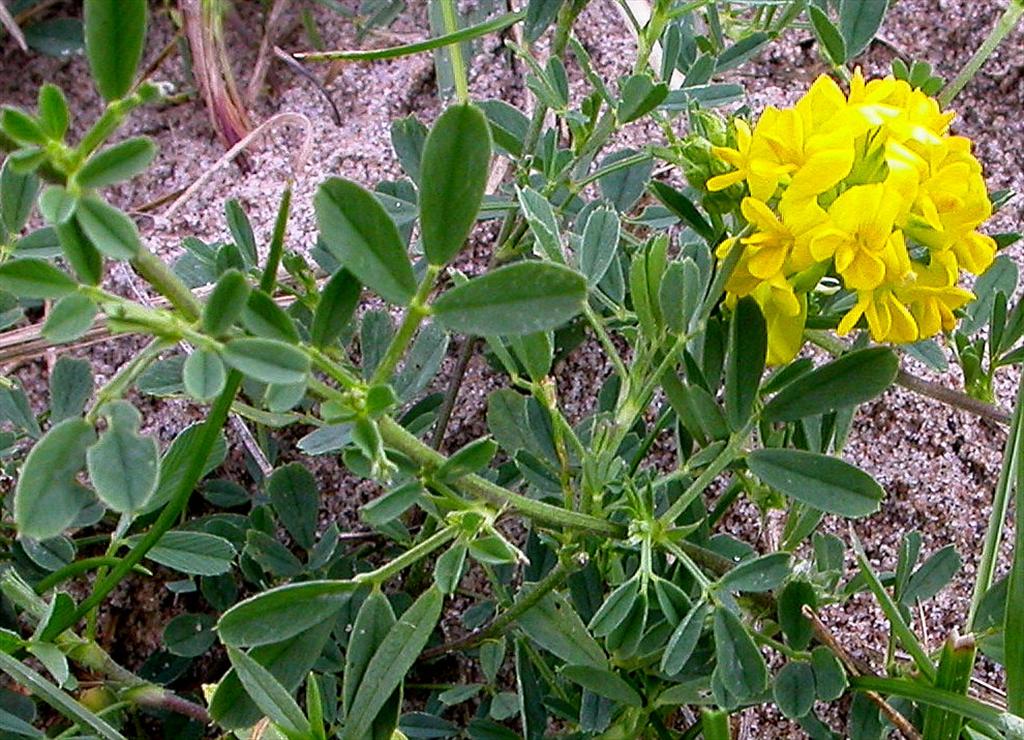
[
  {"x1": 247, "y1": 0, "x2": 292, "y2": 106},
  {"x1": 802, "y1": 606, "x2": 922, "y2": 740}
]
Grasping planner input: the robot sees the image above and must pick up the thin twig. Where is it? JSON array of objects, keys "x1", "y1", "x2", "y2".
[
  {"x1": 0, "y1": 0, "x2": 27, "y2": 51},
  {"x1": 430, "y1": 336, "x2": 479, "y2": 450},
  {"x1": 803, "y1": 606, "x2": 922, "y2": 740},
  {"x1": 895, "y1": 369, "x2": 1010, "y2": 426},
  {"x1": 246, "y1": 0, "x2": 292, "y2": 106}
]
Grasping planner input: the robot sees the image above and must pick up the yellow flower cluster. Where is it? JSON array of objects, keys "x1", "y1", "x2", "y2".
[{"x1": 708, "y1": 71, "x2": 995, "y2": 364}]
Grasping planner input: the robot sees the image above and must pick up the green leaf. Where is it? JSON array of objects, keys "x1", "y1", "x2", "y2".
[
  {"x1": 712, "y1": 606, "x2": 767, "y2": 701},
  {"x1": 241, "y1": 290, "x2": 299, "y2": 343},
  {"x1": 579, "y1": 206, "x2": 620, "y2": 287},
  {"x1": 1, "y1": 108, "x2": 46, "y2": 146},
  {"x1": 777, "y1": 580, "x2": 816, "y2": 651},
  {"x1": 183, "y1": 348, "x2": 227, "y2": 402},
  {"x1": 343, "y1": 590, "x2": 400, "y2": 738},
  {"x1": 562, "y1": 666, "x2": 642, "y2": 707},
  {"x1": 218, "y1": 580, "x2": 355, "y2": 647},
  {"x1": 342, "y1": 587, "x2": 443, "y2": 740},
  {"x1": 361, "y1": 482, "x2": 422, "y2": 527},
  {"x1": 598, "y1": 148, "x2": 653, "y2": 213},
  {"x1": 245, "y1": 530, "x2": 303, "y2": 579},
  {"x1": 811, "y1": 646, "x2": 847, "y2": 701},
  {"x1": 661, "y1": 602, "x2": 710, "y2": 676},
  {"x1": 311, "y1": 269, "x2": 360, "y2": 347},
  {"x1": 747, "y1": 448, "x2": 884, "y2": 518},
  {"x1": 517, "y1": 589, "x2": 605, "y2": 669},
  {"x1": 517, "y1": 186, "x2": 562, "y2": 262},
  {"x1": 589, "y1": 578, "x2": 640, "y2": 638},
  {"x1": 774, "y1": 662, "x2": 816, "y2": 719},
  {"x1": 478, "y1": 99, "x2": 529, "y2": 157},
  {"x1": 524, "y1": 0, "x2": 560, "y2": 42},
  {"x1": 49, "y1": 357, "x2": 93, "y2": 423},
  {"x1": 0, "y1": 258, "x2": 77, "y2": 299},
  {"x1": 808, "y1": 5, "x2": 846, "y2": 65},
  {"x1": 509, "y1": 332, "x2": 553, "y2": 383},
  {"x1": 419, "y1": 104, "x2": 492, "y2": 266},
  {"x1": 225, "y1": 200, "x2": 258, "y2": 267},
  {"x1": 55, "y1": 220, "x2": 103, "y2": 285},
  {"x1": 222, "y1": 338, "x2": 310, "y2": 385},
  {"x1": 43, "y1": 293, "x2": 96, "y2": 343},
  {"x1": 724, "y1": 297, "x2": 766, "y2": 430},
  {"x1": 86, "y1": 400, "x2": 159, "y2": 514},
  {"x1": 1, "y1": 157, "x2": 39, "y2": 233},
  {"x1": 84, "y1": 0, "x2": 148, "y2": 101},
  {"x1": 839, "y1": 0, "x2": 887, "y2": 59},
  {"x1": 76, "y1": 137, "x2": 155, "y2": 189},
  {"x1": 163, "y1": 613, "x2": 216, "y2": 658},
  {"x1": 714, "y1": 31, "x2": 770, "y2": 71},
  {"x1": 202, "y1": 269, "x2": 251, "y2": 336},
  {"x1": 74, "y1": 195, "x2": 141, "y2": 259},
  {"x1": 437, "y1": 438, "x2": 497, "y2": 480},
  {"x1": 390, "y1": 116, "x2": 427, "y2": 184},
  {"x1": 36, "y1": 83, "x2": 70, "y2": 139},
  {"x1": 211, "y1": 619, "x2": 334, "y2": 730},
  {"x1": 268, "y1": 463, "x2": 319, "y2": 551},
  {"x1": 142, "y1": 531, "x2": 236, "y2": 576},
  {"x1": 901, "y1": 545, "x2": 961, "y2": 606},
  {"x1": 719, "y1": 552, "x2": 791, "y2": 593},
  {"x1": 617, "y1": 74, "x2": 668, "y2": 124},
  {"x1": 649, "y1": 180, "x2": 715, "y2": 243},
  {"x1": 433, "y1": 262, "x2": 587, "y2": 336},
  {"x1": 38, "y1": 186, "x2": 77, "y2": 225},
  {"x1": 314, "y1": 177, "x2": 415, "y2": 305},
  {"x1": 763, "y1": 347, "x2": 898, "y2": 422},
  {"x1": 433, "y1": 542, "x2": 468, "y2": 595},
  {"x1": 227, "y1": 646, "x2": 312, "y2": 739},
  {"x1": 15, "y1": 419, "x2": 96, "y2": 539}
]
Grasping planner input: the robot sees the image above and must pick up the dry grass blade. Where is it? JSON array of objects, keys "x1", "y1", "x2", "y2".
[
  {"x1": 0, "y1": 0, "x2": 27, "y2": 52},
  {"x1": 180, "y1": 0, "x2": 252, "y2": 149},
  {"x1": 247, "y1": 0, "x2": 292, "y2": 107}
]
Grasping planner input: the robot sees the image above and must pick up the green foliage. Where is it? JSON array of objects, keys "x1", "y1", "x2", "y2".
[{"x1": 0, "y1": 2, "x2": 1017, "y2": 737}]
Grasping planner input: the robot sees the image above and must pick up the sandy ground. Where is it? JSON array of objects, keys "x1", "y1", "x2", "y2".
[{"x1": 1, "y1": 0, "x2": 1023, "y2": 736}]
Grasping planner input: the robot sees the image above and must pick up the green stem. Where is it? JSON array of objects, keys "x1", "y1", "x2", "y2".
[
  {"x1": 968, "y1": 377, "x2": 1024, "y2": 625},
  {"x1": 423, "y1": 553, "x2": 581, "y2": 657},
  {"x1": 370, "y1": 265, "x2": 440, "y2": 387},
  {"x1": 293, "y1": 11, "x2": 524, "y2": 62},
  {"x1": 378, "y1": 416, "x2": 625, "y2": 537},
  {"x1": 0, "y1": 652, "x2": 126, "y2": 740},
  {"x1": 130, "y1": 247, "x2": 202, "y2": 321},
  {"x1": 354, "y1": 526, "x2": 457, "y2": 586},
  {"x1": 939, "y1": 0, "x2": 1024, "y2": 107},
  {"x1": 50, "y1": 371, "x2": 244, "y2": 635},
  {"x1": 656, "y1": 422, "x2": 752, "y2": 527},
  {"x1": 1004, "y1": 377, "x2": 1024, "y2": 714},
  {"x1": 439, "y1": 0, "x2": 469, "y2": 103},
  {"x1": 34, "y1": 557, "x2": 138, "y2": 594}
]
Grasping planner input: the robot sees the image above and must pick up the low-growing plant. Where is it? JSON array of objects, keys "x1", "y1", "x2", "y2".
[{"x1": 0, "y1": 0, "x2": 1023, "y2": 737}]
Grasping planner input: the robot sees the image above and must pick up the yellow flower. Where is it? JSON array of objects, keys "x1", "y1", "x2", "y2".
[
  {"x1": 736, "y1": 197, "x2": 829, "y2": 279},
  {"x1": 755, "y1": 281, "x2": 807, "y2": 365},
  {"x1": 705, "y1": 71, "x2": 995, "y2": 355},
  {"x1": 756, "y1": 105, "x2": 855, "y2": 199},
  {"x1": 707, "y1": 119, "x2": 792, "y2": 200},
  {"x1": 898, "y1": 254, "x2": 975, "y2": 337},
  {"x1": 810, "y1": 184, "x2": 910, "y2": 290},
  {"x1": 902, "y1": 137, "x2": 996, "y2": 274},
  {"x1": 838, "y1": 287, "x2": 919, "y2": 344}
]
